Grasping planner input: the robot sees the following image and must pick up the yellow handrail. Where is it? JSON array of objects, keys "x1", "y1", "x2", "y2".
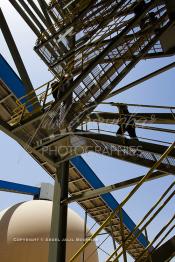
[
  {"x1": 106, "y1": 181, "x2": 175, "y2": 261},
  {"x1": 135, "y1": 215, "x2": 175, "y2": 262},
  {"x1": 108, "y1": 188, "x2": 175, "y2": 261},
  {"x1": 10, "y1": 78, "x2": 57, "y2": 124},
  {"x1": 69, "y1": 141, "x2": 175, "y2": 262},
  {"x1": 18, "y1": 78, "x2": 55, "y2": 102}
]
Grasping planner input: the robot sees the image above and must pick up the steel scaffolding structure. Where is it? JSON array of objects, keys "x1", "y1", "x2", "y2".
[{"x1": 0, "y1": 0, "x2": 175, "y2": 261}]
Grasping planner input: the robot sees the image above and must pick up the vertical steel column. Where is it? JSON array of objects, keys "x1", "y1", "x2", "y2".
[
  {"x1": 48, "y1": 166, "x2": 61, "y2": 262},
  {"x1": 110, "y1": 222, "x2": 118, "y2": 261},
  {"x1": 83, "y1": 211, "x2": 88, "y2": 262},
  {"x1": 58, "y1": 161, "x2": 69, "y2": 261},
  {"x1": 144, "y1": 228, "x2": 152, "y2": 262},
  {"x1": 119, "y1": 207, "x2": 127, "y2": 262},
  {"x1": 48, "y1": 161, "x2": 69, "y2": 262}
]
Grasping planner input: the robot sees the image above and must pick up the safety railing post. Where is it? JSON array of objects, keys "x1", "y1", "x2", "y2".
[{"x1": 119, "y1": 206, "x2": 127, "y2": 262}]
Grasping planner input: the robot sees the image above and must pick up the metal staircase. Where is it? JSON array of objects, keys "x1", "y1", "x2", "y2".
[
  {"x1": 34, "y1": 0, "x2": 174, "y2": 130},
  {"x1": 0, "y1": 0, "x2": 175, "y2": 261}
]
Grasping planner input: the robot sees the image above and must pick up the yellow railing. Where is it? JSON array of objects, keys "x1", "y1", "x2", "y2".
[
  {"x1": 135, "y1": 215, "x2": 175, "y2": 262},
  {"x1": 69, "y1": 141, "x2": 175, "y2": 262},
  {"x1": 107, "y1": 183, "x2": 175, "y2": 261},
  {"x1": 9, "y1": 77, "x2": 58, "y2": 125}
]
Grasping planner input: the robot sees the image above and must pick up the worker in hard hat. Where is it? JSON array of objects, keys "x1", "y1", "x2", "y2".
[
  {"x1": 51, "y1": 81, "x2": 59, "y2": 101},
  {"x1": 51, "y1": 73, "x2": 69, "y2": 102},
  {"x1": 140, "y1": 12, "x2": 157, "y2": 30},
  {"x1": 116, "y1": 104, "x2": 139, "y2": 141}
]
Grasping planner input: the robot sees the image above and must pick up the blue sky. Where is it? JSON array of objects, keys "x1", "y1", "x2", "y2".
[{"x1": 0, "y1": 1, "x2": 175, "y2": 261}]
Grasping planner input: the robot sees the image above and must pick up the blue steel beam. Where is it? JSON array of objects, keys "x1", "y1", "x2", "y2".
[
  {"x1": 0, "y1": 53, "x2": 34, "y2": 111},
  {"x1": 0, "y1": 180, "x2": 40, "y2": 196}
]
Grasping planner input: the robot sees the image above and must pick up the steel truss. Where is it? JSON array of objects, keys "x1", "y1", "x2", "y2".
[{"x1": 2, "y1": 0, "x2": 175, "y2": 261}]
